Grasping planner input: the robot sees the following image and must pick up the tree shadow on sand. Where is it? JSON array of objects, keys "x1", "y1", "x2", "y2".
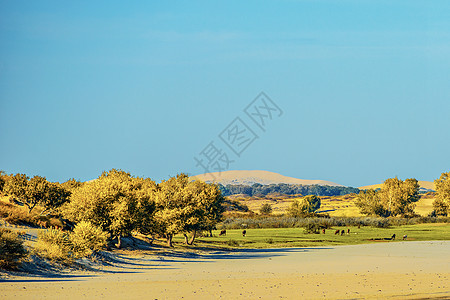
[{"x1": 154, "y1": 246, "x2": 333, "y2": 263}]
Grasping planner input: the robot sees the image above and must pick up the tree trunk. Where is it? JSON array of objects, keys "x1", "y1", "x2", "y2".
[
  {"x1": 188, "y1": 230, "x2": 196, "y2": 245},
  {"x1": 183, "y1": 231, "x2": 197, "y2": 245},
  {"x1": 40, "y1": 208, "x2": 50, "y2": 216},
  {"x1": 209, "y1": 229, "x2": 213, "y2": 237},
  {"x1": 27, "y1": 203, "x2": 36, "y2": 214},
  {"x1": 116, "y1": 235, "x2": 122, "y2": 249},
  {"x1": 167, "y1": 234, "x2": 173, "y2": 247}
]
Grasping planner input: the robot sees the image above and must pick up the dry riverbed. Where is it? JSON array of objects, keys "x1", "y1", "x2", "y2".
[{"x1": 1, "y1": 241, "x2": 449, "y2": 299}]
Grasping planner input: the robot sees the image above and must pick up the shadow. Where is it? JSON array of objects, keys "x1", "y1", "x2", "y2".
[
  {"x1": 2, "y1": 242, "x2": 334, "y2": 282},
  {"x1": 0, "y1": 256, "x2": 177, "y2": 282},
  {"x1": 154, "y1": 246, "x2": 334, "y2": 262},
  {"x1": 21, "y1": 233, "x2": 37, "y2": 242},
  {"x1": 0, "y1": 275, "x2": 90, "y2": 283}
]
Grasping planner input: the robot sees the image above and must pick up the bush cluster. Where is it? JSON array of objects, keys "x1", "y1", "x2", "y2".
[
  {"x1": 219, "y1": 215, "x2": 450, "y2": 230},
  {"x1": 34, "y1": 222, "x2": 107, "y2": 263},
  {"x1": 35, "y1": 228, "x2": 72, "y2": 262}
]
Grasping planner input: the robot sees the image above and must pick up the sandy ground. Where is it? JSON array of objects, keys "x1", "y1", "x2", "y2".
[{"x1": 1, "y1": 241, "x2": 449, "y2": 299}]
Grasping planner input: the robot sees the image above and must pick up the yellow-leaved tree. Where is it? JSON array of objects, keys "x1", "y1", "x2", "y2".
[
  {"x1": 288, "y1": 195, "x2": 321, "y2": 217},
  {"x1": 357, "y1": 177, "x2": 419, "y2": 217},
  {"x1": 64, "y1": 169, "x2": 156, "y2": 248},
  {"x1": 378, "y1": 178, "x2": 419, "y2": 217},
  {"x1": 433, "y1": 171, "x2": 450, "y2": 216},
  {"x1": 153, "y1": 174, "x2": 224, "y2": 247}
]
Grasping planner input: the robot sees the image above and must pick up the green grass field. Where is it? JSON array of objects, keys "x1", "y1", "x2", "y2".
[{"x1": 172, "y1": 223, "x2": 450, "y2": 249}]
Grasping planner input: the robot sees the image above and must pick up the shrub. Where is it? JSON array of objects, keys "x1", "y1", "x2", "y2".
[
  {"x1": 304, "y1": 223, "x2": 322, "y2": 234},
  {"x1": 0, "y1": 227, "x2": 27, "y2": 270},
  {"x1": 34, "y1": 229, "x2": 72, "y2": 262},
  {"x1": 432, "y1": 198, "x2": 449, "y2": 216},
  {"x1": 35, "y1": 222, "x2": 109, "y2": 262},
  {"x1": 226, "y1": 239, "x2": 239, "y2": 247},
  {"x1": 259, "y1": 203, "x2": 273, "y2": 215},
  {"x1": 70, "y1": 221, "x2": 108, "y2": 258},
  {"x1": 219, "y1": 215, "x2": 450, "y2": 230},
  {"x1": 0, "y1": 201, "x2": 62, "y2": 228}
]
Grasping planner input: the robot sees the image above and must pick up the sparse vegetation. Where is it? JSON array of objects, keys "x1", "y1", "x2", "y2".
[
  {"x1": 0, "y1": 200, "x2": 62, "y2": 228},
  {"x1": 0, "y1": 227, "x2": 27, "y2": 270}
]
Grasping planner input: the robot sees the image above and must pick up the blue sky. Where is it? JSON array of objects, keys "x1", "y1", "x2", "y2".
[{"x1": 1, "y1": 1, "x2": 449, "y2": 187}]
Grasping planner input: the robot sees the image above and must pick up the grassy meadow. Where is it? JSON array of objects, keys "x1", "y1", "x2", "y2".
[
  {"x1": 171, "y1": 223, "x2": 450, "y2": 249},
  {"x1": 236, "y1": 192, "x2": 437, "y2": 217}
]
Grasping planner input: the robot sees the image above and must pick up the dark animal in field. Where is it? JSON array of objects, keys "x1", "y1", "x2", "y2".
[
  {"x1": 403, "y1": 235, "x2": 407, "y2": 240},
  {"x1": 322, "y1": 229, "x2": 326, "y2": 234},
  {"x1": 335, "y1": 230, "x2": 340, "y2": 235},
  {"x1": 219, "y1": 229, "x2": 227, "y2": 236},
  {"x1": 242, "y1": 230, "x2": 247, "y2": 237},
  {"x1": 391, "y1": 234, "x2": 396, "y2": 240},
  {"x1": 347, "y1": 229, "x2": 350, "y2": 234},
  {"x1": 341, "y1": 230, "x2": 345, "y2": 236}
]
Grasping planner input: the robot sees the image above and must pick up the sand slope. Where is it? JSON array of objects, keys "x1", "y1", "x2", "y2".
[
  {"x1": 360, "y1": 180, "x2": 435, "y2": 191},
  {"x1": 191, "y1": 170, "x2": 343, "y2": 186},
  {"x1": 1, "y1": 241, "x2": 448, "y2": 299}
]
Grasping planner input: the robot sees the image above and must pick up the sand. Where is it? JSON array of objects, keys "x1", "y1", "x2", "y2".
[
  {"x1": 190, "y1": 170, "x2": 342, "y2": 186},
  {"x1": 1, "y1": 241, "x2": 449, "y2": 299},
  {"x1": 359, "y1": 180, "x2": 435, "y2": 191}
]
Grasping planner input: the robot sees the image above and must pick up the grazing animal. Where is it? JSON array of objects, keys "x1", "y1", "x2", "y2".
[
  {"x1": 341, "y1": 230, "x2": 345, "y2": 236},
  {"x1": 322, "y1": 229, "x2": 326, "y2": 234},
  {"x1": 335, "y1": 230, "x2": 340, "y2": 235},
  {"x1": 242, "y1": 230, "x2": 247, "y2": 237},
  {"x1": 391, "y1": 234, "x2": 396, "y2": 240},
  {"x1": 347, "y1": 228, "x2": 350, "y2": 234},
  {"x1": 219, "y1": 229, "x2": 227, "y2": 236},
  {"x1": 403, "y1": 235, "x2": 407, "y2": 240}
]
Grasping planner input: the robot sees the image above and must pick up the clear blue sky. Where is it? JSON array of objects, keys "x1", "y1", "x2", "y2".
[{"x1": 1, "y1": 1, "x2": 449, "y2": 187}]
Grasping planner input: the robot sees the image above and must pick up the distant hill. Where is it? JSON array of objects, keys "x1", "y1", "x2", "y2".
[
  {"x1": 359, "y1": 180, "x2": 435, "y2": 192},
  {"x1": 190, "y1": 170, "x2": 344, "y2": 187}
]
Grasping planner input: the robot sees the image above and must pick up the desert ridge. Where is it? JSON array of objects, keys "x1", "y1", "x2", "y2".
[{"x1": 190, "y1": 170, "x2": 343, "y2": 186}]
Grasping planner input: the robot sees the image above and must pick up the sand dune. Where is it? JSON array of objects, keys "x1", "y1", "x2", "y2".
[
  {"x1": 359, "y1": 180, "x2": 435, "y2": 191},
  {"x1": 191, "y1": 170, "x2": 343, "y2": 186},
  {"x1": 1, "y1": 241, "x2": 448, "y2": 299}
]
